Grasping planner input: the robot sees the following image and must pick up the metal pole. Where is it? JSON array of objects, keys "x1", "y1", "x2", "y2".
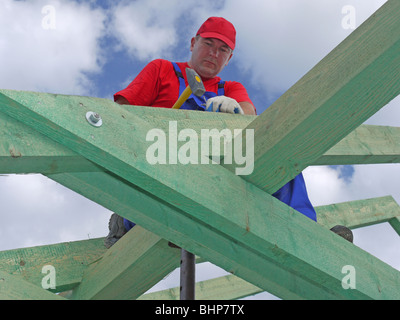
[{"x1": 180, "y1": 249, "x2": 195, "y2": 300}]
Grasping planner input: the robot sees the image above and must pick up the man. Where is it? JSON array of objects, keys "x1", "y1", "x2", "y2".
[
  {"x1": 104, "y1": 17, "x2": 352, "y2": 248},
  {"x1": 114, "y1": 17, "x2": 256, "y2": 115}
]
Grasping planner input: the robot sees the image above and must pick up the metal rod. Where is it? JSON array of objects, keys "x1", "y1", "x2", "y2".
[{"x1": 180, "y1": 249, "x2": 195, "y2": 300}]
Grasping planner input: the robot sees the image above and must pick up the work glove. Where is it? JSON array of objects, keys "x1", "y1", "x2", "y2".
[{"x1": 205, "y1": 96, "x2": 244, "y2": 114}]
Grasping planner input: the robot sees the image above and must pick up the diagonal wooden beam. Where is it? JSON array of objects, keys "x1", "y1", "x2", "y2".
[
  {"x1": 225, "y1": 0, "x2": 400, "y2": 192},
  {"x1": 0, "y1": 269, "x2": 66, "y2": 300},
  {"x1": 0, "y1": 99, "x2": 254, "y2": 174},
  {"x1": 1, "y1": 196, "x2": 395, "y2": 300},
  {"x1": 0, "y1": 238, "x2": 106, "y2": 293},
  {"x1": 0, "y1": 109, "x2": 102, "y2": 174},
  {"x1": 1, "y1": 92, "x2": 400, "y2": 299},
  {"x1": 1, "y1": 103, "x2": 399, "y2": 176},
  {"x1": 1, "y1": 91, "x2": 400, "y2": 299},
  {"x1": 314, "y1": 125, "x2": 400, "y2": 166},
  {"x1": 0, "y1": 1, "x2": 399, "y2": 300},
  {"x1": 0, "y1": 234, "x2": 204, "y2": 297},
  {"x1": 70, "y1": 225, "x2": 181, "y2": 300},
  {"x1": 316, "y1": 196, "x2": 400, "y2": 230},
  {"x1": 389, "y1": 217, "x2": 400, "y2": 236},
  {"x1": 46, "y1": 170, "x2": 400, "y2": 300},
  {"x1": 139, "y1": 274, "x2": 263, "y2": 300},
  {"x1": 1, "y1": 196, "x2": 394, "y2": 300}
]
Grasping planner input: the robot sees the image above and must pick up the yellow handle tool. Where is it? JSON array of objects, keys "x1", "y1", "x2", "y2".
[
  {"x1": 172, "y1": 69, "x2": 205, "y2": 109},
  {"x1": 172, "y1": 86, "x2": 193, "y2": 109}
]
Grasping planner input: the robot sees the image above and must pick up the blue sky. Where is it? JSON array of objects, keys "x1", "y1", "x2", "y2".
[{"x1": 1, "y1": 0, "x2": 400, "y2": 299}]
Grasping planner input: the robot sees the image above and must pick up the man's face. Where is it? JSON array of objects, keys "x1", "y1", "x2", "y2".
[{"x1": 188, "y1": 36, "x2": 233, "y2": 79}]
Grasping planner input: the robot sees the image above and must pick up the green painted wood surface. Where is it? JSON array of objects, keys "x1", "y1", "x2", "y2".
[
  {"x1": 1, "y1": 92, "x2": 400, "y2": 298},
  {"x1": 0, "y1": 269, "x2": 65, "y2": 300},
  {"x1": 0, "y1": 238, "x2": 106, "y2": 293},
  {"x1": 139, "y1": 274, "x2": 262, "y2": 300},
  {"x1": 0, "y1": 194, "x2": 398, "y2": 300},
  {"x1": 0, "y1": 91, "x2": 399, "y2": 298},
  {"x1": 0, "y1": 1, "x2": 399, "y2": 300},
  {"x1": 226, "y1": 0, "x2": 400, "y2": 193},
  {"x1": 0, "y1": 103, "x2": 399, "y2": 176},
  {"x1": 316, "y1": 196, "x2": 400, "y2": 230},
  {"x1": 70, "y1": 225, "x2": 181, "y2": 300},
  {"x1": 314, "y1": 125, "x2": 400, "y2": 166},
  {"x1": 47, "y1": 171, "x2": 400, "y2": 300},
  {"x1": 0, "y1": 108, "x2": 102, "y2": 174},
  {"x1": 389, "y1": 217, "x2": 400, "y2": 236}
]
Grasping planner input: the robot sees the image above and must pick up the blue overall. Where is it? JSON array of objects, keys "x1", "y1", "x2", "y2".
[
  {"x1": 123, "y1": 62, "x2": 316, "y2": 231},
  {"x1": 172, "y1": 62, "x2": 225, "y2": 111}
]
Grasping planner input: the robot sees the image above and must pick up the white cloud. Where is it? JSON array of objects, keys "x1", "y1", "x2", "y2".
[
  {"x1": 110, "y1": 0, "x2": 190, "y2": 61},
  {"x1": 218, "y1": 0, "x2": 387, "y2": 99},
  {"x1": 366, "y1": 96, "x2": 400, "y2": 127},
  {"x1": 351, "y1": 164, "x2": 400, "y2": 203},
  {"x1": 305, "y1": 163, "x2": 400, "y2": 207},
  {"x1": 304, "y1": 166, "x2": 350, "y2": 206},
  {"x1": 0, "y1": 174, "x2": 110, "y2": 251},
  {"x1": 0, "y1": 0, "x2": 106, "y2": 95},
  {"x1": 109, "y1": 0, "x2": 239, "y2": 62},
  {"x1": 304, "y1": 163, "x2": 400, "y2": 272}
]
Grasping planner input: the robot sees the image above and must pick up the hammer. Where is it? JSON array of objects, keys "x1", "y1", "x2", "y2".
[{"x1": 172, "y1": 68, "x2": 205, "y2": 109}]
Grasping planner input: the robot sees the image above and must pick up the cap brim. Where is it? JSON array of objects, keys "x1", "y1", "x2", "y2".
[{"x1": 198, "y1": 32, "x2": 235, "y2": 50}]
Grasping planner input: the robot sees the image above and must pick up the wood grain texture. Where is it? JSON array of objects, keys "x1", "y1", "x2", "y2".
[
  {"x1": 1, "y1": 88, "x2": 400, "y2": 298},
  {"x1": 71, "y1": 226, "x2": 181, "y2": 300},
  {"x1": 0, "y1": 1, "x2": 399, "y2": 300},
  {"x1": 316, "y1": 196, "x2": 400, "y2": 230},
  {"x1": 314, "y1": 125, "x2": 400, "y2": 165},
  {"x1": 1, "y1": 103, "x2": 399, "y2": 176},
  {"x1": 47, "y1": 171, "x2": 400, "y2": 300},
  {"x1": 0, "y1": 238, "x2": 106, "y2": 293},
  {"x1": 226, "y1": 0, "x2": 400, "y2": 192},
  {"x1": 0, "y1": 269, "x2": 66, "y2": 300},
  {"x1": 139, "y1": 274, "x2": 263, "y2": 300}
]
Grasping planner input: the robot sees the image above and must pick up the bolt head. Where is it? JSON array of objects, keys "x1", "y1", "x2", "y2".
[{"x1": 86, "y1": 111, "x2": 102, "y2": 127}]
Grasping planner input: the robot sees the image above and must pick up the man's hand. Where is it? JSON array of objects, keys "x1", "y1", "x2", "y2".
[{"x1": 205, "y1": 96, "x2": 244, "y2": 114}]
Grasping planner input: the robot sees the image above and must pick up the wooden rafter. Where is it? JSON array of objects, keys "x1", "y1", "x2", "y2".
[
  {"x1": 1, "y1": 105, "x2": 400, "y2": 175},
  {"x1": 226, "y1": 0, "x2": 400, "y2": 193},
  {"x1": 1, "y1": 196, "x2": 398, "y2": 300},
  {"x1": 0, "y1": 0, "x2": 399, "y2": 300},
  {"x1": 70, "y1": 225, "x2": 181, "y2": 300}
]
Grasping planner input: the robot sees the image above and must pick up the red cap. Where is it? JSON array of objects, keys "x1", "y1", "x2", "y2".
[{"x1": 196, "y1": 17, "x2": 236, "y2": 50}]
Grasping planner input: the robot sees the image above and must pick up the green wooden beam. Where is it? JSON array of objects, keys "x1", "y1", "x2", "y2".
[
  {"x1": 0, "y1": 1, "x2": 398, "y2": 300},
  {"x1": 226, "y1": 0, "x2": 400, "y2": 192},
  {"x1": 0, "y1": 109, "x2": 102, "y2": 174},
  {"x1": 0, "y1": 234, "x2": 204, "y2": 297},
  {"x1": 0, "y1": 90, "x2": 399, "y2": 299},
  {"x1": 141, "y1": 196, "x2": 400, "y2": 301},
  {"x1": 1, "y1": 194, "x2": 397, "y2": 300},
  {"x1": 0, "y1": 238, "x2": 106, "y2": 293},
  {"x1": 70, "y1": 225, "x2": 181, "y2": 300},
  {"x1": 389, "y1": 217, "x2": 400, "y2": 236},
  {"x1": 139, "y1": 274, "x2": 263, "y2": 300},
  {"x1": 1, "y1": 93, "x2": 400, "y2": 299},
  {"x1": 316, "y1": 196, "x2": 400, "y2": 230},
  {"x1": 46, "y1": 170, "x2": 400, "y2": 300},
  {"x1": 1, "y1": 103, "x2": 399, "y2": 176},
  {"x1": 314, "y1": 125, "x2": 400, "y2": 166},
  {"x1": 0, "y1": 269, "x2": 66, "y2": 300}
]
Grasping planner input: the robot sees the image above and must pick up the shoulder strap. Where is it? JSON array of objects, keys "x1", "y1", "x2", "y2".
[
  {"x1": 218, "y1": 81, "x2": 225, "y2": 95},
  {"x1": 172, "y1": 61, "x2": 225, "y2": 96},
  {"x1": 172, "y1": 62, "x2": 184, "y2": 79},
  {"x1": 171, "y1": 62, "x2": 186, "y2": 96}
]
